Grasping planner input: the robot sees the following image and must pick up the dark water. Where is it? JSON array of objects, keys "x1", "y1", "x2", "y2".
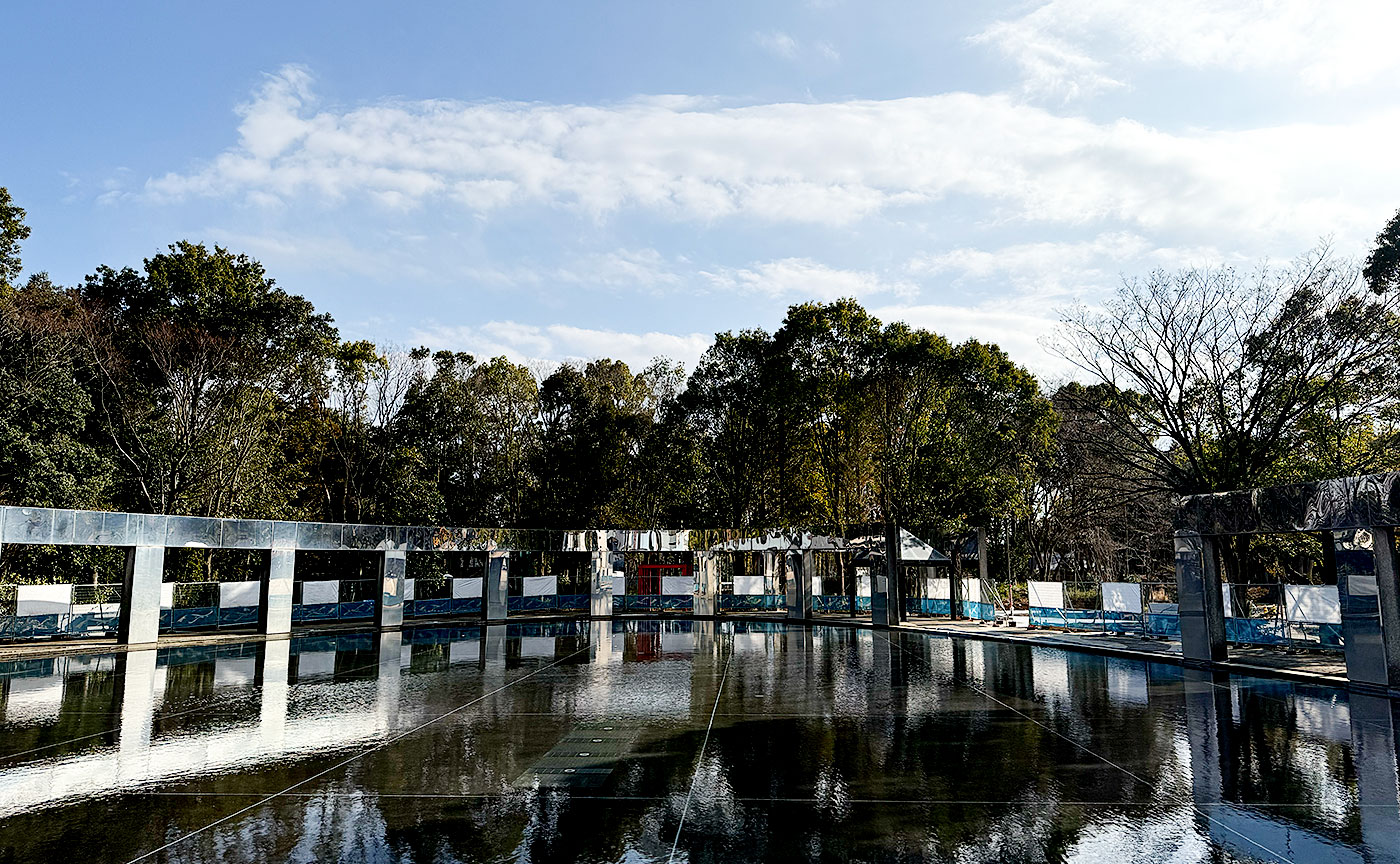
[{"x1": 0, "y1": 621, "x2": 1397, "y2": 864}]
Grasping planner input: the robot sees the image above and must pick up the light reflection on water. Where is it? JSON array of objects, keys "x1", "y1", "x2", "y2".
[{"x1": 0, "y1": 620, "x2": 1395, "y2": 863}]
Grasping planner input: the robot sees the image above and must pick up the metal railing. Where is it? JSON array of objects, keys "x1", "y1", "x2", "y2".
[{"x1": 0, "y1": 582, "x2": 124, "y2": 641}]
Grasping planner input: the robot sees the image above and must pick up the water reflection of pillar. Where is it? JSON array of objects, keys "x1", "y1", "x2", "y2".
[
  {"x1": 255, "y1": 639, "x2": 291, "y2": 747},
  {"x1": 1350, "y1": 693, "x2": 1400, "y2": 863},
  {"x1": 1183, "y1": 668, "x2": 1236, "y2": 812},
  {"x1": 480, "y1": 623, "x2": 508, "y2": 694},
  {"x1": 589, "y1": 618, "x2": 617, "y2": 665},
  {"x1": 376, "y1": 630, "x2": 403, "y2": 730},
  {"x1": 117, "y1": 649, "x2": 159, "y2": 757}
]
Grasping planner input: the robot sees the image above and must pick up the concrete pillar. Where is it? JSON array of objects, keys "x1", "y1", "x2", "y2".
[
  {"x1": 873, "y1": 521, "x2": 903, "y2": 628},
  {"x1": 118, "y1": 545, "x2": 165, "y2": 645},
  {"x1": 693, "y1": 551, "x2": 719, "y2": 617},
  {"x1": 976, "y1": 527, "x2": 990, "y2": 621},
  {"x1": 486, "y1": 550, "x2": 509, "y2": 621},
  {"x1": 1176, "y1": 531, "x2": 1227, "y2": 665},
  {"x1": 589, "y1": 548, "x2": 613, "y2": 618},
  {"x1": 1332, "y1": 528, "x2": 1396, "y2": 691},
  {"x1": 374, "y1": 550, "x2": 407, "y2": 630},
  {"x1": 785, "y1": 549, "x2": 812, "y2": 620},
  {"x1": 1373, "y1": 526, "x2": 1400, "y2": 691},
  {"x1": 258, "y1": 549, "x2": 295, "y2": 636}
]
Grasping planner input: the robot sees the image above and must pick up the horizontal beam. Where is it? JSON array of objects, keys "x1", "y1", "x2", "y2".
[{"x1": 1177, "y1": 471, "x2": 1400, "y2": 537}]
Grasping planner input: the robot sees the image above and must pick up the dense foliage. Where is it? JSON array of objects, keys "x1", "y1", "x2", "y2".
[{"x1": 3, "y1": 187, "x2": 1399, "y2": 589}]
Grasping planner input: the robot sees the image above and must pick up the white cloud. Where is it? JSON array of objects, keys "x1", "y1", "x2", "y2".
[
  {"x1": 754, "y1": 30, "x2": 800, "y2": 60},
  {"x1": 410, "y1": 321, "x2": 712, "y2": 372},
  {"x1": 704, "y1": 258, "x2": 913, "y2": 301},
  {"x1": 146, "y1": 65, "x2": 1400, "y2": 249},
  {"x1": 973, "y1": 0, "x2": 1400, "y2": 99}
]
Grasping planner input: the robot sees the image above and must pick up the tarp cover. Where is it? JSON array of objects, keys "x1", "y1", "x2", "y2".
[
  {"x1": 301, "y1": 581, "x2": 339, "y2": 605},
  {"x1": 452, "y1": 577, "x2": 483, "y2": 599},
  {"x1": 219, "y1": 581, "x2": 260, "y2": 609}
]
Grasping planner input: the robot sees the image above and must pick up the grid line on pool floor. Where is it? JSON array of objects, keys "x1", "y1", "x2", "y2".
[
  {"x1": 122, "y1": 644, "x2": 592, "y2": 864},
  {"x1": 668, "y1": 643, "x2": 733, "y2": 864}
]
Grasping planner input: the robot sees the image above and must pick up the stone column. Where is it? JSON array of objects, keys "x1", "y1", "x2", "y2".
[
  {"x1": 375, "y1": 549, "x2": 407, "y2": 630},
  {"x1": 589, "y1": 544, "x2": 613, "y2": 618},
  {"x1": 486, "y1": 550, "x2": 509, "y2": 622},
  {"x1": 976, "y1": 527, "x2": 991, "y2": 621},
  {"x1": 258, "y1": 549, "x2": 296, "y2": 636},
  {"x1": 1332, "y1": 528, "x2": 1396, "y2": 690},
  {"x1": 873, "y1": 520, "x2": 902, "y2": 628},
  {"x1": 1372, "y1": 526, "x2": 1400, "y2": 690},
  {"x1": 692, "y1": 551, "x2": 719, "y2": 617},
  {"x1": 785, "y1": 549, "x2": 813, "y2": 620},
  {"x1": 118, "y1": 545, "x2": 165, "y2": 645},
  {"x1": 1176, "y1": 531, "x2": 1227, "y2": 665}
]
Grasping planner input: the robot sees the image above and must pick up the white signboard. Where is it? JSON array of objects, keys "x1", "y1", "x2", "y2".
[
  {"x1": 1100, "y1": 582, "x2": 1142, "y2": 614},
  {"x1": 219, "y1": 581, "x2": 261, "y2": 609},
  {"x1": 301, "y1": 581, "x2": 339, "y2": 605},
  {"x1": 1028, "y1": 581, "x2": 1065, "y2": 609},
  {"x1": 523, "y1": 574, "x2": 557, "y2": 596},
  {"x1": 1285, "y1": 584, "x2": 1341, "y2": 624},
  {"x1": 733, "y1": 572, "x2": 765, "y2": 595},
  {"x1": 15, "y1": 584, "x2": 72, "y2": 617},
  {"x1": 452, "y1": 577, "x2": 483, "y2": 599}
]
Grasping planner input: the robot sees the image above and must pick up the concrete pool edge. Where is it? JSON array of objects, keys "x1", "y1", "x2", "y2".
[{"x1": 0, "y1": 611, "x2": 1366, "y2": 694}]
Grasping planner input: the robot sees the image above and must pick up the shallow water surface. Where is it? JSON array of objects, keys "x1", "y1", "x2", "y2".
[{"x1": 0, "y1": 620, "x2": 1397, "y2": 863}]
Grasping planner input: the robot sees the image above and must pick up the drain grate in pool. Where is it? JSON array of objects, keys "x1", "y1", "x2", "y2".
[{"x1": 513, "y1": 722, "x2": 637, "y2": 789}]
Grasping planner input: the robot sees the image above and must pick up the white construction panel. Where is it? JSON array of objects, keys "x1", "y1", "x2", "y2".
[
  {"x1": 1028, "y1": 581, "x2": 1065, "y2": 609},
  {"x1": 961, "y1": 578, "x2": 983, "y2": 605},
  {"x1": 219, "y1": 581, "x2": 260, "y2": 609},
  {"x1": 160, "y1": 582, "x2": 174, "y2": 609},
  {"x1": 403, "y1": 579, "x2": 414, "y2": 602},
  {"x1": 15, "y1": 584, "x2": 72, "y2": 617},
  {"x1": 523, "y1": 574, "x2": 557, "y2": 596},
  {"x1": 926, "y1": 576, "x2": 951, "y2": 600},
  {"x1": 856, "y1": 572, "x2": 871, "y2": 597},
  {"x1": 611, "y1": 574, "x2": 626, "y2": 595},
  {"x1": 452, "y1": 577, "x2": 483, "y2": 599},
  {"x1": 301, "y1": 581, "x2": 339, "y2": 605},
  {"x1": 733, "y1": 572, "x2": 764, "y2": 595},
  {"x1": 1100, "y1": 582, "x2": 1142, "y2": 614},
  {"x1": 1222, "y1": 584, "x2": 1234, "y2": 618},
  {"x1": 1285, "y1": 585, "x2": 1341, "y2": 624},
  {"x1": 661, "y1": 574, "x2": 693, "y2": 595}
]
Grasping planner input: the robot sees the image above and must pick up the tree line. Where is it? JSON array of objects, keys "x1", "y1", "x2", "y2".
[{"x1": 3, "y1": 185, "x2": 1400, "y2": 588}]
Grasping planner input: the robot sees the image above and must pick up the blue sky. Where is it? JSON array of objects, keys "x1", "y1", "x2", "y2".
[{"x1": 7, "y1": 0, "x2": 1400, "y2": 377}]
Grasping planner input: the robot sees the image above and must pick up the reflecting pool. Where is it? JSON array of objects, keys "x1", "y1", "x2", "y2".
[{"x1": 0, "y1": 620, "x2": 1397, "y2": 863}]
